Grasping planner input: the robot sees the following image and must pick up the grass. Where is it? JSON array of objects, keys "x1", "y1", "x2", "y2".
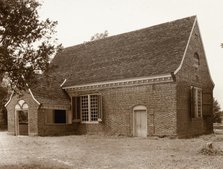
[{"x1": 0, "y1": 131, "x2": 223, "y2": 169}]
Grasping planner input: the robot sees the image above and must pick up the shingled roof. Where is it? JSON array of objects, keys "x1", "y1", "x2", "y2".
[
  {"x1": 31, "y1": 74, "x2": 70, "y2": 107},
  {"x1": 31, "y1": 16, "x2": 196, "y2": 106}
]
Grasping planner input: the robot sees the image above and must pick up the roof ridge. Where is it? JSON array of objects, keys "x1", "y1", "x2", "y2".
[{"x1": 63, "y1": 15, "x2": 196, "y2": 51}]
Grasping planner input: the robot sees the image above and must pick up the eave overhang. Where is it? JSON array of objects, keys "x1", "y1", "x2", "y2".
[{"x1": 63, "y1": 74, "x2": 174, "y2": 91}]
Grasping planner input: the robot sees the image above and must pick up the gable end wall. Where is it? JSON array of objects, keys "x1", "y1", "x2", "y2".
[
  {"x1": 175, "y1": 22, "x2": 214, "y2": 137},
  {"x1": 6, "y1": 92, "x2": 39, "y2": 136}
]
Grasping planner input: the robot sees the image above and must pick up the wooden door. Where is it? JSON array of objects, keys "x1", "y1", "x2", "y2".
[
  {"x1": 134, "y1": 110, "x2": 147, "y2": 137},
  {"x1": 18, "y1": 110, "x2": 28, "y2": 135}
]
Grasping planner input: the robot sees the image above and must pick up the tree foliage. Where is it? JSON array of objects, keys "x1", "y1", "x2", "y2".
[
  {"x1": 0, "y1": 0, "x2": 60, "y2": 90},
  {"x1": 0, "y1": 86, "x2": 7, "y2": 106},
  {"x1": 0, "y1": 86, "x2": 8, "y2": 126},
  {"x1": 213, "y1": 98, "x2": 222, "y2": 123},
  {"x1": 90, "y1": 30, "x2": 108, "y2": 41}
]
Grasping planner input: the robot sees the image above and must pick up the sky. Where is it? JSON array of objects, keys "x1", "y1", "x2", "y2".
[{"x1": 39, "y1": 0, "x2": 223, "y2": 108}]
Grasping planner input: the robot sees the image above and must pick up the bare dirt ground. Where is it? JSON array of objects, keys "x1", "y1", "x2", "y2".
[{"x1": 0, "y1": 131, "x2": 223, "y2": 169}]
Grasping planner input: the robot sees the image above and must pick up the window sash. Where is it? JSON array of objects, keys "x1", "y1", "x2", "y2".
[
  {"x1": 46, "y1": 109, "x2": 68, "y2": 124},
  {"x1": 197, "y1": 89, "x2": 202, "y2": 117},
  {"x1": 90, "y1": 95, "x2": 98, "y2": 121},
  {"x1": 74, "y1": 94, "x2": 102, "y2": 123},
  {"x1": 191, "y1": 87, "x2": 202, "y2": 118},
  {"x1": 81, "y1": 95, "x2": 89, "y2": 122}
]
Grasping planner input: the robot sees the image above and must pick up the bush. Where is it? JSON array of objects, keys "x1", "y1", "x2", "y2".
[{"x1": 198, "y1": 142, "x2": 223, "y2": 156}]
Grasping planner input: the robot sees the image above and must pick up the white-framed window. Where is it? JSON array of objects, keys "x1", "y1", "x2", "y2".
[
  {"x1": 72, "y1": 94, "x2": 102, "y2": 123},
  {"x1": 191, "y1": 86, "x2": 202, "y2": 118}
]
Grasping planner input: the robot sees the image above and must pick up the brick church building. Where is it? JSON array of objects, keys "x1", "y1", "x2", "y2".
[{"x1": 5, "y1": 16, "x2": 214, "y2": 137}]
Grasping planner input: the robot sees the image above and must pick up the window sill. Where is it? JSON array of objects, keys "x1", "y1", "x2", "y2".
[
  {"x1": 73, "y1": 119, "x2": 81, "y2": 123},
  {"x1": 73, "y1": 120, "x2": 102, "y2": 123},
  {"x1": 192, "y1": 117, "x2": 203, "y2": 121},
  {"x1": 81, "y1": 121, "x2": 99, "y2": 124},
  {"x1": 45, "y1": 123, "x2": 71, "y2": 126}
]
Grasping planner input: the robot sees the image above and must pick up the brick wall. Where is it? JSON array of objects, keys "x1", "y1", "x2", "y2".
[
  {"x1": 38, "y1": 108, "x2": 77, "y2": 136},
  {"x1": 67, "y1": 82, "x2": 177, "y2": 137},
  {"x1": 5, "y1": 79, "x2": 178, "y2": 137},
  {"x1": 175, "y1": 22, "x2": 214, "y2": 137},
  {"x1": 5, "y1": 92, "x2": 39, "y2": 136}
]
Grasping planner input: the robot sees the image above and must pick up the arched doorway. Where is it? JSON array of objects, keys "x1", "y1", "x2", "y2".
[
  {"x1": 15, "y1": 100, "x2": 29, "y2": 135},
  {"x1": 133, "y1": 105, "x2": 147, "y2": 137}
]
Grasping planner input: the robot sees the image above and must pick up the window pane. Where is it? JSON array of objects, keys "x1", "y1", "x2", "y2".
[
  {"x1": 194, "y1": 89, "x2": 197, "y2": 117},
  {"x1": 72, "y1": 97, "x2": 76, "y2": 120},
  {"x1": 77, "y1": 97, "x2": 81, "y2": 119},
  {"x1": 197, "y1": 90, "x2": 202, "y2": 117},
  {"x1": 90, "y1": 95, "x2": 98, "y2": 121},
  {"x1": 81, "y1": 96, "x2": 89, "y2": 121},
  {"x1": 98, "y1": 95, "x2": 102, "y2": 120},
  {"x1": 54, "y1": 110, "x2": 66, "y2": 123},
  {"x1": 191, "y1": 87, "x2": 203, "y2": 118},
  {"x1": 190, "y1": 87, "x2": 196, "y2": 118}
]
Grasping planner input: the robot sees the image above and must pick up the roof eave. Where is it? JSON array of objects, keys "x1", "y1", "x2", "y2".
[
  {"x1": 63, "y1": 74, "x2": 174, "y2": 91},
  {"x1": 174, "y1": 16, "x2": 197, "y2": 75},
  {"x1": 28, "y1": 89, "x2": 41, "y2": 105},
  {"x1": 4, "y1": 91, "x2": 14, "y2": 107}
]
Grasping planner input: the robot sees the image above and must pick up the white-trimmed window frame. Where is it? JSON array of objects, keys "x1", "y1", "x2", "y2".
[{"x1": 72, "y1": 94, "x2": 102, "y2": 124}]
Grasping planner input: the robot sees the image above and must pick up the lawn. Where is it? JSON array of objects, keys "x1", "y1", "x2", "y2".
[{"x1": 0, "y1": 131, "x2": 223, "y2": 169}]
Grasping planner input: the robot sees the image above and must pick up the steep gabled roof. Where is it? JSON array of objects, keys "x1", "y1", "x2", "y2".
[
  {"x1": 31, "y1": 74, "x2": 70, "y2": 107},
  {"x1": 30, "y1": 16, "x2": 196, "y2": 106},
  {"x1": 50, "y1": 16, "x2": 196, "y2": 87}
]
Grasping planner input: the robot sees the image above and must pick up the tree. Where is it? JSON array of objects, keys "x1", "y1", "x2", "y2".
[
  {"x1": 213, "y1": 98, "x2": 222, "y2": 123},
  {"x1": 0, "y1": 0, "x2": 60, "y2": 90},
  {"x1": 90, "y1": 30, "x2": 108, "y2": 41},
  {"x1": 0, "y1": 85, "x2": 8, "y2": 128}
]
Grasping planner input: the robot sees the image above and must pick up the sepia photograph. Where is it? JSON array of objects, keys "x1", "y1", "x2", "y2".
[{"x1": 0, "y1": 0, "x2": 223, "y2": 168}]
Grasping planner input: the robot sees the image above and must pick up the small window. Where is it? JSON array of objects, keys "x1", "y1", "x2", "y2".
[
  {"x1": 54, "y1": 110, "x2": 66, "y2": 123},
  {"x1": 46, "y1": 109, "x2": 67, "y2": 124},
  {"x1": 195, "y1": 75, "x2": 199, "y2": 82},
  {"x1": 193, "y1": 53, "x2": 200, "y2": 69},
  {"x1": 72, "y1": 94, "x2": 102, "y2": 123},
  {"x1": 191, "y1": 87, "x2": 202, "y2": 118}
]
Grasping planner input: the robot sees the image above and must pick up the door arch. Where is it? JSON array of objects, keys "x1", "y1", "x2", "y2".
[
  {"x1": 15, "y1": 100, "x2": 29, "y2": 135},
  {"x1": 133, "y1": 105, "x2": 147, "y2": 137}
]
